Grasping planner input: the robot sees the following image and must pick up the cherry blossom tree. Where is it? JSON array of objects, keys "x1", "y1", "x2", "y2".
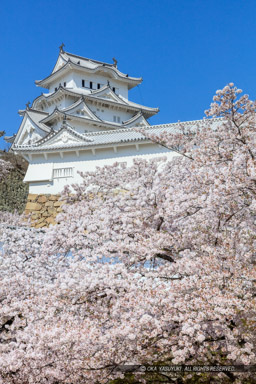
[{"x1": 0, "y1": 84, "x2": 255, "y2": 384}]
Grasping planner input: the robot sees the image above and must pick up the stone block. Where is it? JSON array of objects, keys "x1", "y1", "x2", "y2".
[
  {"x1": 46, "y1": 217, "x2": 56, "y2": 225},
  {"x1": 57, "y1": 207, "x2": 63, "y2": 212},
  {"x1": 47, "y1": 207, "x2": 56, "y2": 215},
  {"x1": 37, "y1": 195, "x2": 47, "y2": 203},
  {"x1": 53, "y1": 201, "x2": 65, "y2": 207},
  {"x1": 35, "y1": 222, "x2": 47, "y2": 229},
  {"x1": 25, "y1": 202, "x2": 42, "y2": 211},
  {"x1": 45, "y1": 201, "x2": 54, "y2": 207},
  {"x1": 28, "y1": 194, "x2": 38, "y2": 202},
  {"x1": 49, "y1": 195, "x2": 59, "y2": 201},
  {"x1": 31, "y1": 214, "x2": 40, "y2": 220},
  {"x1": 42, "y1": 212, "x2": 50, "y2": 217}
]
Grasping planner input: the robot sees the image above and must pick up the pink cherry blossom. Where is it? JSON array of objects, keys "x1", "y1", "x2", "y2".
[{"x1": 0, "y1": 84, "x2": 255, "y2": 383}]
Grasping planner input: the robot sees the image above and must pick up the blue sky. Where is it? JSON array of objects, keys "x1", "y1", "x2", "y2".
[{"x1": 1, "y1": 0, "x2": 256, "y2": 149}]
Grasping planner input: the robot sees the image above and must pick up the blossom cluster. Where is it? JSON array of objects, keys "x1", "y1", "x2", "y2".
[{"x1": 0, "y1": 84, "x2": 255, "y2": 383}]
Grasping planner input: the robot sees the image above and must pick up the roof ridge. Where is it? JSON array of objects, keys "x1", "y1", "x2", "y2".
[
  {"x1": 64, "y1": 51, "x2": 113, "y2": 67},
  {"x1": 82, "y1": 126, "x2": 144, "y2": 137},
  {"x1": 149, "y1": 117, "x2": 222, "y2": 129},
  {"x1": 32, "y1": 86, "x2": 81, "y2": 107},
  {"x1": 35, "y1": 59, "x2": 142, "y2": 87},
  {"x1": 27, "y1": 108, "x2": 49, "y2": 115}
]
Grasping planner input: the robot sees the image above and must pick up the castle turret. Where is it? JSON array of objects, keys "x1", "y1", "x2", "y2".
[{"x1": 7, "y1": 47, "x2": 179, "y2": 195}]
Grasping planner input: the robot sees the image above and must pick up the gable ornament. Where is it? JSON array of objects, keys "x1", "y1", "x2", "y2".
[
  {"x1": 112, "y1": 57, "x2": 118, "y2": 67},
  {"x1": 59, "y1": 43, "x2": 65, "y2": 53}
]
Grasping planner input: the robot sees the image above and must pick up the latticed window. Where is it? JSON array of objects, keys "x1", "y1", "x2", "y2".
[
  {"x1": 113, "y1": 115, "x2": 121, "y2": 123},
  {"x1": 53, "y1": 168, "x2": 73, "y2": 178}
]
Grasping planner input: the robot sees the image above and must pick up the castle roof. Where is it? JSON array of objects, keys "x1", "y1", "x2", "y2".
[
  {"x1": 22, "y1": 110, "x2": 51, "y2": 133},
  {"x1": 38, "y1": 106, "x2": 149, "y2": 131},
  {"x1": 35, "y1": 50, "x2": 142, "y2": 89},
  {"x1": 4, "y1": 135, "x2": 16, "y2": 143},
  {"x1": 54, "y1": 51, "x2": 115, "y2": 71},
  {"x1": 11, "y1": 118, "x2": 221, "y2": 153},
  {"x1": 32, "y1": 85, "x2": 159, "y2": 118},
  {"x1": 12, "y1": 125, "x2": 154, "y2": 152}
]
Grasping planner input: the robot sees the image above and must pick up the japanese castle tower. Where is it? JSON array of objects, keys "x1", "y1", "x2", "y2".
[{"x1": 7, "y1": 45, "x2": 177, "y2": 194}]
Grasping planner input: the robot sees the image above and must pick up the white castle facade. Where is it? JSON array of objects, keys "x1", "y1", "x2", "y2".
[{"x1": 6, "y1": 46, "x2": 200, "y2": 194}]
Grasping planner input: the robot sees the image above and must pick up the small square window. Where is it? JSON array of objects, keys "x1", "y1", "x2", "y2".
[
  {"x1": 113, "y1": 87, "x2": 116, "y2": 93},
  {"x1": 97, "y1": 83, "x2": 101, "y2": 89}
]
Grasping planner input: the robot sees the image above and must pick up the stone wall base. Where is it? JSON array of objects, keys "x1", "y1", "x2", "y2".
[{"x1": 25, "y1": 194, "x2": 65, "y2": 228}]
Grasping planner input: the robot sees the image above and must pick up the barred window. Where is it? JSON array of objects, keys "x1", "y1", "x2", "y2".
[
  {"x1": 113, "y1": 115, "x2": 121, "y2": 123},
  {"x1": 53, "y1": 167, "x2": 73, "y2": 178}
]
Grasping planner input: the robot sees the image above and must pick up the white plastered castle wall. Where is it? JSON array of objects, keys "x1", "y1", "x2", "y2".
[
  {"x1": 72, "y1": 73, "x2": 129, "y2": 98},
  {"x1": 88, "y1": 104, "x2": 134, "y2": 123},
  {"x1": 24, "y1": 144, "x2": 177, "y2": 194},
  {"x1": 49, "y1": 73, "x2": 128, "y2": 99}
]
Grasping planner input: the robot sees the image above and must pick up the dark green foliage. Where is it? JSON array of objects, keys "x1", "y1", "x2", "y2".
[{"x1": 0, "y1": 150, "x2": 28, "y2": 213}]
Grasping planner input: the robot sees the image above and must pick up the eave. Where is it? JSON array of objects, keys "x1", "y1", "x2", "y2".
[
  {"x1": 4, "y1": 135, "x2": 16, "y2": 144},
  {"x1": 32, "y1": 86, "x2": 80, "y2": 109},
  {"x1": 12, "y1": 117, "x2": 223, "y2": 157},
  {"x1": 40, "y1": 108, "x2": 142, "y2": 130},
  {"x1": 18, "y1": 108, "x2": 49, "y2": 117},
  {"x1": 35, "y1": 60, "x2": 142, "y2": 90},
  {"x1": 11, "y1": 123, "x2": 170, "y2": 154},
  {"x1": 122, "y1": 112, "x2": 149, "y2": 127},
  {"x1": 11, "y1": 110, "x2": 52, "y2": 150},
  {"x1": 60, "y1": 51, "x2": 114, "y2": 68},
  {"x1": 12, "y1": 138, "x2": 152, "y2": 155},
  {"x1": 88, "y1": 85, "x2": 159, "y2": 117},
  {"x1": 32, "y1": 123, "x2": 94, "y2": 147},
  {"x1": 40, "y1": 106, "x2": 103, "y2": 126},
  {"x1": 87, "y1": 95, "x2": 158, "y2": 118},
  {"x1": 32, "y1": 85, "x2": 158, "y2": 118}
]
